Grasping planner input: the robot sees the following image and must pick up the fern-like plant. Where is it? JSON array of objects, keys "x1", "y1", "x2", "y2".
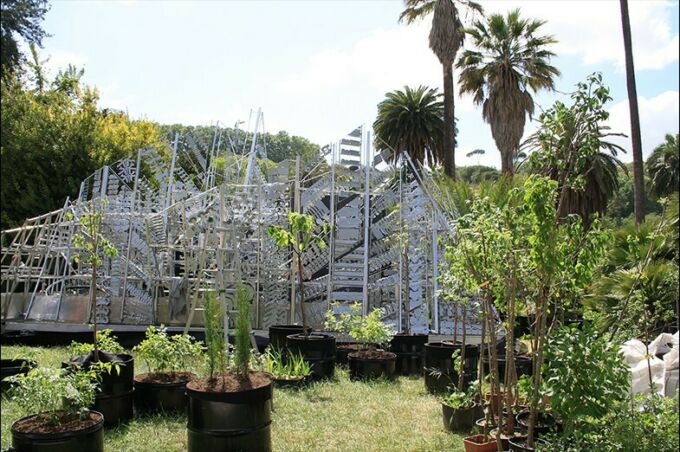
[{"x1": 234, "y1": 284, "x2": 252, "y2": 378}]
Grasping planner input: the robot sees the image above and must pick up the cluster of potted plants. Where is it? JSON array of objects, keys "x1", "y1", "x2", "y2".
[{"x1": 324, "y1": 302, "x2": 396, "y2": 380}]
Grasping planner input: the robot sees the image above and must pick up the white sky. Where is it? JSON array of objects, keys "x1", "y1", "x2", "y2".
[{"x1": 39, "y1": 0, "x2": 679, "y2": 169}]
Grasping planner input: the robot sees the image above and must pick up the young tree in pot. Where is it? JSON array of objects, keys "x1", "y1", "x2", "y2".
[
  {"x1": 268, "y1": 212, "x2": 335, "y2": 379},
  {"x1": 186, "y1": 286, "x2": 273, "y2": 452},
  {"x1": 325, "y1": 303, "x2": 396, "y2": 380},
  {"x1": 442, "y1": 378, "x2": 484, "y2": 433},
  {"x1": 7, "y1": 366, "x2": 105, "y2": 451},
  {"x1": 132, "y1": 325, "x2": 204, "y2": 414}
]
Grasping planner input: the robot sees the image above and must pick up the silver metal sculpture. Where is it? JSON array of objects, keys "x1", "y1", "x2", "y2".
[{"x1": 0, "y1": 113, "x2": 480, "y2": 335}]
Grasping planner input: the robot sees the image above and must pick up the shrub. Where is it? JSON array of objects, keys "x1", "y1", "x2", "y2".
[
  {"x1": 132, "y1": 325, "x2": 203, "y2": 374},
  {"x1": 204, "y1": 290, "x2": 226, "y2": 380},
  {"x1": 68, "y1": 329, "x2": 125, "y2": 357},
  {"x1": 325, "y1": 303, "x2": 394, "y2": 349},
  {"x1": 234, "y1": 284, "x2": 253, "y2": 377}
]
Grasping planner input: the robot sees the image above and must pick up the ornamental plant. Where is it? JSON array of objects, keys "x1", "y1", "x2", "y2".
[
  {"x1": 442, "y1": 379, "x2": 479, "y2": 410},
  {"x1": 132, "y1": 325, "x2": 203, "y2": 374},
  {"x1": 324, "y1": 302, "x2": 394, "y2": 350},
  {"x1": 65, "y1": 199, "x2": 119, "y2": 361},
  {"x1": 68, "y1": 329, "x2": 125, "y2": 358},
  {"x1": 203, "y1": 290, "x2": 226, "y2": 381},
  {"x1": 234, "y1": 283, "x2": 253, "y2": 378},
  {"x1": 268, "y1": 212, "x2": 331, "y2": 332},
  {"x1": 7, "y1": 366, "x2": 102, "y2": 425},
  {"x1": 262, "y1": 348, "x2": 311, "y2": 380}
]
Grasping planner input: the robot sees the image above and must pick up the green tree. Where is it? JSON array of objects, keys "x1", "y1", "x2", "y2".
[
  {"x1": 647, "y1": 133, "x2": 679, "y2": 199},
  {"x1": 457, "y1": 9, "x2": 560, "y2": 177},
  {"x1": 400, "y1": 0, "x2": 483, "y2": 179},
  {"x1": 0, "y1": 0, "x2": 49, "y2": 75},
  {"x1": 373, "y1": 85, "x2": 445, "y2": 167}
]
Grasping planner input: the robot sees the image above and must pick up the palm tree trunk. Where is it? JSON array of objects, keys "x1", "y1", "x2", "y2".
[
  {"x1": 619, "y1": 0, "x2": 645, "y2": 226},
  {"x1": 443, "y1": 62, "x2": 456, "y2": 179},
  {"x1": 501, "y1": 149, "x2": 514, "y2": 178}
]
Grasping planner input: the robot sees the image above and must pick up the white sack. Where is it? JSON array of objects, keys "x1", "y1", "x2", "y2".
[
  {"x1": 629, "y1": 357, "x2": 665, "y2": 395},
  {"x1": 621, "y1": 339, "x2": 648, "y2": 365},
  {"x1": 648, "y1": 333, "x2": 676, "y2": 356}
]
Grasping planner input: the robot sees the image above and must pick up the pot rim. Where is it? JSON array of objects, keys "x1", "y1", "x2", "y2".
[
  {"x1": 11, "y1": 410, "x2": 104, "y2": 438},
  {"x1": 347, "y1": 351, "x2": 397, "y2": 362}
]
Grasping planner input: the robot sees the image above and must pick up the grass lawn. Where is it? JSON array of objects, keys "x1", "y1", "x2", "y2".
[{"x1": 1, "y1": 345, "x2": 465, "y2": 452}]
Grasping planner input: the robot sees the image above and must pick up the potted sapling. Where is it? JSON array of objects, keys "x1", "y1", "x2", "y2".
[
  {"x1": 261, "y1": 348, "x2": 312, "y2": 389},
  {"x1": 7, "y1": 365, "x2": 107, "y2": 451},
  {"x1": 1, "y1": 355, "x2": 37, "y2": 393},
  {"x1": 132, "y1": 325, "x2": 204, "y2": 414},
  {"x1": 441, "y1": 377, "x2": 484, "y2": 433},
  {"x1": 64, "y1": 201, "x2": 134, "y2": 426},
  {"x1": 186, "y1": 286, "x2": 273, "y2": 451},
  {"x1": 268, "y1": 212, "x2": 335, "y2": 379},
  {"x1": 65, "y1": 329, "x2": 133, "y2": 426},
  {"x1": 325, "y1": 303, "x2": 397, "y2": 380}
]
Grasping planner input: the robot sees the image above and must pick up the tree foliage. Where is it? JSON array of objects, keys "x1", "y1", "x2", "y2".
[
  {"x1": 0, "y1": 0, "x2": 49, "y2": 75},
  {"x1": 647, "y1": 133, "x2": 679, "y2": 199}
]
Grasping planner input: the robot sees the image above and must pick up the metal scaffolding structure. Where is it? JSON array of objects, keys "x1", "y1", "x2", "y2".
[{"x1": 0, "y1": 116, "x2": 482, "y2": 335}]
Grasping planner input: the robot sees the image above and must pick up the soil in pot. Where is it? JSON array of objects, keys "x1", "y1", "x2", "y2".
[
  {"x1": 286, "y1": 333, "x2": 336, "y2": 380},
  {"x1": 1, "y1": 359, "x2": 37, "y2": 392},
  {"x1": 186, "y1": 371, "x2": 273, "y2": 452},
  {"x1": 425, "y1": 342, "x2": 478, "y2": 394},
  {"x1": 390, "y1": 334, "x2": 428, "y2": 376},
  {"x1": 347, "y1": 350, "x2": 396, "y2": 380},
  {"x1": 134, "y1": 371, "x2": 195, "y2": 415},
  {"x1": 442, "y1": 403, "x2": 484, "y2": 433},
  {"x1": 11, "y1": 410, "x2": 104, "y2": 452},
  {"x1": 463, "y1": 434, "x2": 497, "y2": 452},
  {"x1": 268, "y1": 325, "x2": 311, "y2": 351},
  {"x1": 336, "y1": 343, "x2": 368, "y2": 365}
]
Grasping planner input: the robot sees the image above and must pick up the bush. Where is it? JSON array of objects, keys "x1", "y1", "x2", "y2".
[
  {"x1": 132, "y1": 325, "x2": 203, "y2": 374},
  {"x1": 68, "y1": 329, "x2": 125, "y2": 357}
]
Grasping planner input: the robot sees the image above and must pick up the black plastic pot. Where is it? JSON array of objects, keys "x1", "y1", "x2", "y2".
[
  {"x1": 508, "y1": 435, "x2": 533, "y2": 452},
  {"x1": 442, "y1": 403, "x2": 484, "y2": 432},
  {"x1": 515, "y1": 409, "x2": 558, "y2": 437},
  {"x1": 186, "y1": 376, "x2": 273, "y2": 452},
  {"x1": 286, "y1": 333, "x2": 336, "y2": 380},
  {"x1": 268, "y1": 325, "x2": 310, "y2": 351},
  {"x1": 134, "y1": 372, "x2": 195, "y2": 415},
  {"x1": 272, "y1": 375, "x2": 307, "y2": 389},
  {"x1": 336, "y1": 343, "x2": 369, "y2": 365},
  {"x1": 11, "y1": 411, "x2": 104, "y2": 452},
  {"x1": 424, "y1": 342, "x2": 478, "y2": 394},
  {"x1": 1, "y1": 359, "x2": 37, "y2": 392},
  {"x1": 482, "y1": 354, "x2": 534, "y2": 383},
  {"x1": 348, "y1": 351, "x2": 396, "y2": 380},
  {"x1": 64, "y1": 353, "x2": 135, "y2": 426},
  {"x1": 390, "y1": 334, "x2": 428, "y2": 375}
]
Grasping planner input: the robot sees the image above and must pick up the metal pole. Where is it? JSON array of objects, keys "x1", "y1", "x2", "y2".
[
  {"x1": 120, "y1": 149, "x2": 142, "y2": 322},
  {"x1": 290, "y1": 156, "x2": 301, "y2": 323},
  {"x1": 167, "y1": 133, "x2": 179, "y2": 210},
  {"x1": 326, "y1": 142, "x2": 336, "y2": 310},
  {"x1": 361, "y1": 127, "x2": 370, "y2": 316},
  {"x1": 397, "y1": 157, "x2": 403, "y2": 332},
  {"x1": 244, "y1": 109, "x2": 262, "y2": 186},
  {"x1": 432, "y1": 214, "x2": 439, "y2": 333}
]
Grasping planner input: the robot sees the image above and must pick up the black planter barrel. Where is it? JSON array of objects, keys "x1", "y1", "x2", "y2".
[
  {"x1": 286, "y1": 333, "x2": 336, "y2": 380},
  {"x1": 348, "y1": 351, "x2": 396, "y2": 380},
  {"x1": 64, "y1": 353, "x2": 134, "y2": 426},
  {"x1": 424, "y1": 342, "x2": 478, "y2": 394},
  {"x1": 482, "y1": 354, "x2": 533, "y2": 383},
  {"x1": 267, "y1": 325, "x2": 310, "y2": 351},
  {"x1": 186, "y1": 377, "x2": 272, "y2": 452},
  {"x1": 11, "y1": 411, "x2": 104, "y2": 452},
  {"x1": 1, "y1": 359, "x2": 37, "y2": 392},
  {"x1": 442, "y1": 403, "x2": 484, "y2": 432},
  {"x1": 134, "y1": 372, "x2": 195, "y2": 415},
  {"x1": 390, "y1": 334, "x2": 428, "y2": 375},
  {"x1": 336, "y1": 343, "x2": 368, "y2": 365}
]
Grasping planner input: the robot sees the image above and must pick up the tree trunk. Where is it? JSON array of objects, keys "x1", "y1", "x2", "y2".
[
  {"x1": 620, "y1": 0, "x2": 645, "y2": 226},
  {"x1": 443, "y1": 62, "x2": 456, "y2": 180},
  {"x1": 296, "y1": 252, "x2": 307, "y2": 333},
  {"x1": 500, "y1": 149, "x2": 514, "y2": 178}
]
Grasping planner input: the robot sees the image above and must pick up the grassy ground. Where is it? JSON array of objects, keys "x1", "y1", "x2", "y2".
[{"x1": 1, "y1": 345, "x2": 465, "y2": 452}]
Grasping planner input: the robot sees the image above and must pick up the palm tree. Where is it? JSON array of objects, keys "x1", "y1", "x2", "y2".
[
  {"x1": 373, "y1": 85, "x2": 445, "y2": 167},
  {"x1": 400, "y1": 0, "x2": 483, "y2": 180},
  {"x1": 647, "y1": 133, "x2": 679, "y2": 198},
  {"x1": 457, "y1": 9, "x2": 560, "y2": 177},
  {"x1": 619, "y1": 0, "x2": 645, "y2": 225}
]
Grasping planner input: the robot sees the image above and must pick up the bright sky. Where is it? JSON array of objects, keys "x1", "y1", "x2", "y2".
[{"x1": 38, "y1": 0, "x2": 679, "y2": 169}]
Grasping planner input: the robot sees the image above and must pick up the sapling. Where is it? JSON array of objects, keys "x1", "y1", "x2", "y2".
[
  {"x1": 268, "y1": 212, "x2": 331, "y2": 333},
  {"x1": 204, "y1": 290, "x2": 226, "y2": 382},
  {"x1": 133, "y1": 325, "x2": 203, "y2": 375},
  {"x1": 234, "y1": 284, "x2": 252, "y2": 378},
  {"x1": 66, "y1": 200, "x2": 118, "y2": 361},
  {"x1": 325, "y1": 303, "x2": 394, "y2": 351}
]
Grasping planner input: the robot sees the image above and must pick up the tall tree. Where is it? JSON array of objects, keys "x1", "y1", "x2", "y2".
[
  {"x1": 373, "y1": 85, "x2": 444, "y2": 167},
  {"x1": 0, "y1": 0, "x2": 49, "y2": 75},
  {"x1": 619, "y1": 0, "x2": 645, "y2": 225},
  {"x1": 647, "y1": 133, "x2": 679, "y2": 199},
  {"x1": 400, "y1": 0, "x2": 483, "y2": 180},
  {"x1": 457, "y1": 9, "x2": 560, "y2": 177}
]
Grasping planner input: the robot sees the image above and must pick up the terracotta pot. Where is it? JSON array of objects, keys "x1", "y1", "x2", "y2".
[{"x1": 463, "y1": 434, "x2": 497, "y2": 452}]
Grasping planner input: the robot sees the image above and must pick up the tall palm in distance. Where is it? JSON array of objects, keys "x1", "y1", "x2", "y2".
[
  {"x1": 647, "y1": 133, "x2": 679, "y2": 198},
  {"x1": 373, "y1": 85, "x2": 444, "y2": 167},
  {"x1": 457, "y1": 9, "x2": 560, "y2": 177},
  {"x1": 400, "y1": 0, "x2": 483, "y2": 180}
]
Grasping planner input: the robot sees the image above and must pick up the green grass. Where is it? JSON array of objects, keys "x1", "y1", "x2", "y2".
[{"x1": 1, "y1": 345, "x2": 465, "y2": 451}]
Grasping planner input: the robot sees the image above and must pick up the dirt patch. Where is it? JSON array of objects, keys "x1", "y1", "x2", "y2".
[
  {"x1": 134, "y1": 371, "x2": 195, "y2": 385},
  {"x1": 350, "y1": 350, "x2": 395, "y2": 360},
  {"x1": 186, "y1": 371, "x2": 271, "y2": 393},
  {"x1": 12, "y1": 411, "x2": 102, "y2": 435}
]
